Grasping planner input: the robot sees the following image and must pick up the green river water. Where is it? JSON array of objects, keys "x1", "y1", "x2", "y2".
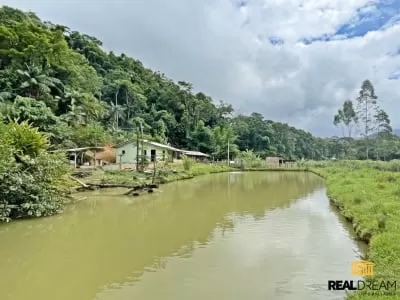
[{"x1": 0, "y1": 171, "x2": 366, "y2": 300}]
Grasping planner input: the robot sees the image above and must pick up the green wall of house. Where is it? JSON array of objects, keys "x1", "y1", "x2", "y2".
[{"x1": 116, "y1": 142, "x2": 174, "y2": 164}]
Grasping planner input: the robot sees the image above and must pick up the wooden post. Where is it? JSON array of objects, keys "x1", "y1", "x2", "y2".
[
  {"x1": 94, "y1": 149, "x2": 97, "y2": 168},
  {"x1": 152, "y1": 160, "x2": 157, "y2": 184},
  {"x1": 136, "y1": 128, "x2": 139, "y2": 171},
  {"x1": 74, "y1": 152, "x2": 77, "y2": 168},
  {"x1": 140, "y1": 124, "x2": 144, "y2": 172},
  {"x1": 119, "y1": 154, "x2": 122, "y2": 170}
]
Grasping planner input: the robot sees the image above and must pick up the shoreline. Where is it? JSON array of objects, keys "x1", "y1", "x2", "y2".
[
  {"x1": 309, "y1": 169, "x2": 372, "y2": 243},
  {"x1": 309, "y1": 167, "x2": 400, "y2": 300},
  {"x1": 69, "y1": 166, "x2": 311, "y2": 194}
]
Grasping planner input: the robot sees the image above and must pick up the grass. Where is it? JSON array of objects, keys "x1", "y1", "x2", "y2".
[
  {"x1": 300, "y1": 159, "x2": 400, "y2": 172},
  {"x1": 311, "y1": 163, "x2": 400, "y2": 299}
]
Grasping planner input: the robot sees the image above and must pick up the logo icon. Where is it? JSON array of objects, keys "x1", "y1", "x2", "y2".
[{"x1": 352, "y1": 260, "x2": 374, "y2": 276}]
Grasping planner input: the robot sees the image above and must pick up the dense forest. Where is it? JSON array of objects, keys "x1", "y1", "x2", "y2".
[{"x1": 1, "y1": 6, "x2": 400, "y2": 161}]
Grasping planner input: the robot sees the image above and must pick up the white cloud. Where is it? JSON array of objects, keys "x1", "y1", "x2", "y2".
[{"x1": 2, "y1": 0, "x2": 400, "y2": 136}]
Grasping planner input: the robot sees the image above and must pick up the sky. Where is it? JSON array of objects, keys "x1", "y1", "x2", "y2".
[{"x1": 2, "y1": 0, "x2": 400, "y2": 137}]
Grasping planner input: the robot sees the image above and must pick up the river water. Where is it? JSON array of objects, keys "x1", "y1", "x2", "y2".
[{"x1": 0, "y1": 171, "x2": 366, "y2": 300}]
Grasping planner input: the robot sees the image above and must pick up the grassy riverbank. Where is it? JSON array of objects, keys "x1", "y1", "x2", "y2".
[
  {"x1": 76, "y1": 162, "x2": 311, "y2": 187},
  {"x1": 78, "y1": 163, "x2": 237, "y2": 186},
  {"x1": 310, "y1": 162, "x2": 400, "y2": 299}
]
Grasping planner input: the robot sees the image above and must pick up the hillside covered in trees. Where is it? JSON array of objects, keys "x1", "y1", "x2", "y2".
[{"x1": 1, "y1": 6, "x2": 400, "y2": 161}]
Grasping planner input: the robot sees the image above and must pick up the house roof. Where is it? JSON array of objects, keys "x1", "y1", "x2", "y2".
[
  {"x1": 116, "y1": 139, "x2": 182, "y2": 152},
  {"x1": 50, "y1": 147, "x2": 105, "y2": 153},
  {"x1": 116, "y1": 139, "x2": 211, "y2": 157},
  {"x1": 183, "y1": 150, "x2": 210, "y2": 157},
  {"x1": 144, "y1": 140, "x2": 182, "y2": 152}
]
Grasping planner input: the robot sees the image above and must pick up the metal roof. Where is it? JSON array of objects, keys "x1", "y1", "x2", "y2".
[
  {"x1": 116, "y1": 139, "x2": 182, "y2": 152},
  {"x1": 50, "y1": 147, "x2": 105, "y2": 153},
  {"x1": 142, "y1": 140, "x2": 182, "y2": 152},
  {"x1": 182, "y1": 150, "x2": 210, "y2": 157},
  {"x1": 116, "y1": 140, "x2": 210, "y2": 157}
]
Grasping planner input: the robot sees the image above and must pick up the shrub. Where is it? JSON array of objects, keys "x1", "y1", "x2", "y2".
[
  {"x1": 0, "y1": 121, "x2": 69, "y2": 222},
  {"x1": 182, "y1": 155, "x2": 194, "y2": 171},
  {"x1": 236, "y1": 149, "x2": 264, "y2": 168}
]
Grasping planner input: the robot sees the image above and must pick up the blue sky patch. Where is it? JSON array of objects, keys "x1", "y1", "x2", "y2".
[
  {"x1": 234, "y1": 0, "x2": 248, "y2": 8},
  {"x1": 388, "y1": 70, "x2": 400, "y2": 79},
  {"x1": 299, "y1": 0, "x2": 400, "y2": 45},
  {"x1": 269, "y1": 36, "x2": 284, "y2": 45}
]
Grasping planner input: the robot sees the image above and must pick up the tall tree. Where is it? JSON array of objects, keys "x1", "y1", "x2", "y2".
[
  {"x1": 355, "y1": 80, "x2": 378, "y2": 159},
  {"x1": 375, "y1": 109, "x2": 392, "y2": 135},
  {"x1": 333, "y1": 100, "x2": 357, "y2": 138},
  {"x1": 374, "y1": 109, "x2": 392, "y2": 160}
]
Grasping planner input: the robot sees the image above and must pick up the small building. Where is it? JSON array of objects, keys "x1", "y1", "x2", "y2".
[
  {"x1": 182, "y1": 150, "x2": 211, "y2": 161},
  {"x1": 266, "y1": 156, "x2": 284, "y2": 166},
  {"x1": 115, "y1": 139, "x2": 181, "y2": 166},
  {"x1": 50, "y1": 147, "x2": 105, "y2": 168},
  {"x1": 282, "y1": 158, "x2": 296, "y2": 167}
]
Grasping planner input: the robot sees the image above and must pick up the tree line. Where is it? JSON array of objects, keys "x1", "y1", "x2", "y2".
[{"x1": 0, "y1": 5, "x2": 399, "y2": 162}]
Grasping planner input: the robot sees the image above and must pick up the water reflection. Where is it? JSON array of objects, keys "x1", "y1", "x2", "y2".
[{"x1": 0, "y1": 172, "x2": 361, "y2": 300}]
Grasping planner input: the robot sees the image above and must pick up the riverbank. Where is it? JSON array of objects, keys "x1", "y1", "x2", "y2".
[
  {"x1": 73, "y1": 163, "x2": 236, "y2": 188},
  {"x1": 311, "y1": 165, "x2": 400, "y2": 299},
  {"x1": 71, "y1": 164, "x2": 310, "y2": 191}
]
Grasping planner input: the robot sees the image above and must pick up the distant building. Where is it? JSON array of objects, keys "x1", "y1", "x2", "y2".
[
  {"x1": 114, "y1": 139, "x2": 212, "y2": 168},
  {"x1": 50, "y1": 146, "x2": 105, "y2": 168},
  {"x1": 115, "y1": 139, "x2": 181, "y2": 164},
  {"x1": 182, "y1": 150, "x2": 211, "y2": 161},
  {"x1": 266, "y1": 156, "x2": 284, "y2": 166}
]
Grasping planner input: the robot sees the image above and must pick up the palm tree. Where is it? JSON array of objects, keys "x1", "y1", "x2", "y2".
[
  {"x1": 17, "y1": 63, "x2": 64, "y2": 99},
  {"x1": 108, "y1": 102, "x2": 126, "y2": 130},
  {"x1": 62, "y1": 103, "x2": 87, "y2": 126},
  {"x1": 62, "y1": 89, "x2": 107, "y2": 123}
]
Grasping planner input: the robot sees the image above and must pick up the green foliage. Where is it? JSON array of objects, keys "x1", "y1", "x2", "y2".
[
  {"x1": 70, "y1": 122, "x2": 112, "y2": 147},
  {"x1": 182, "y1": 155, "x2": 194, "y2": 171},
  {"x1": 355, "y1": 80, "x2": 380, "y2": 159},
  {"x1": 236, "y1": 149, "x2": 264, "y2": 168},
  {"x1": 1, "y1": 96, "x2": 58, "y2": 131},
  {"x1": 304, "y1": 159, "x2": 400, "y2": 172},
  {"x1": 0, "y1": 121, "x2": 69, "y2": 222},
  {"x1": 6, "y1": 120, "x2": 49, "y2": 157},
  {"x1": 333, "y1": 99, "x2": 357, "y2": 137}
]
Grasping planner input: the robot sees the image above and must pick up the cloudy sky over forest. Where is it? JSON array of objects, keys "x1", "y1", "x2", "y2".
[{"x1": 3, "y1": 0, "x2": 400, "y2": 136}]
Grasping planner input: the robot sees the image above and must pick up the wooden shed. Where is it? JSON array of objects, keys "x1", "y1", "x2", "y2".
[
  {"x1": 50, "y1": 147, "x2": 105, "y2": 168},
  {"x1": 265, "y1": 156, "x2": 284, "y2": 166},
  {"x1": 182, "y1": 150, "x2": 210, "y2": 162}
]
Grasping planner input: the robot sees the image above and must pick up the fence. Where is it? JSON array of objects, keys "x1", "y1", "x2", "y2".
[{"x1": 212, "y1": 160, "x2": 299, "y2": 169}]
